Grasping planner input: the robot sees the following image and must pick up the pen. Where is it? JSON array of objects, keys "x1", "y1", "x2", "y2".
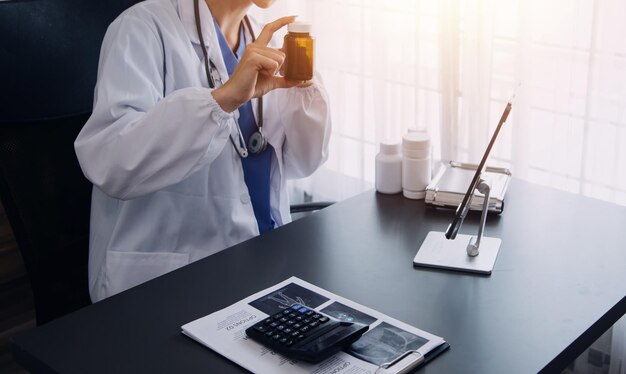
[{"x1": 445, "y1": 94, "x2": 515, "y2": 240}]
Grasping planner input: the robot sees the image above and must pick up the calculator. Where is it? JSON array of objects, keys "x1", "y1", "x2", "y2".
[{"x1": 245, "y1": 303, "x2": 369, "y2": 363}]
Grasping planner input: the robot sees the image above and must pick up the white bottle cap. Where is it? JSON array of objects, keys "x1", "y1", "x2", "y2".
[
  {"x1": 402, "y1": 132, "x2": 430, "y2": 150},
  {"x1": 288, "y1": 22, "x2": 311, "y2": 33},
  {"x1": 379, "y1": 140, "x2": 400, "y2": 155},
  {"x1": 402, "y1": 132, "x2": 430, "y2": 158}
]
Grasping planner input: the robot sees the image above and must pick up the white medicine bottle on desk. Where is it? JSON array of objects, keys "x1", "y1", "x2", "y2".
[
  {"x1": 375, "y1": 140, "x2": 402, "y2": 194},
  {"x1": 402, "y1": 132, "x2": 431, "y2": 199}
]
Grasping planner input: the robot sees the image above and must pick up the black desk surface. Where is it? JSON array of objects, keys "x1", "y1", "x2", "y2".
[{"x1": 12, "y1": 179, "x2": 626, "y2": 373}]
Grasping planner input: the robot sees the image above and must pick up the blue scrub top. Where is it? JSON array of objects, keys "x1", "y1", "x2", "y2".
[{"x1": 213, "y1": 19, "x2": 275, "y2": 233}]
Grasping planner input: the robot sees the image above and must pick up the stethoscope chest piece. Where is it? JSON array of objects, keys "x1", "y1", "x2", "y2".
[{"x1": 248, "y1": 130, "x2": 268, "y2": 154}]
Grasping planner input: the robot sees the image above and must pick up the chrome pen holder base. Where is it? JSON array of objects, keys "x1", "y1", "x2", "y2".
[
  {"x1": 414, "y1": 177, "x2": 501, "y2": 275},
  {"x1": 413, "y1": 232, "x2": 501, "y2": 275}
]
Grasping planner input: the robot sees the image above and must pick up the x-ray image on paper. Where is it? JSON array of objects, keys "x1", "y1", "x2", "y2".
[
  {"x1": 347, "y1": 322, "x2": 429, "y2": 366},
  {"x1": 321, "y1": 302, "x2": 377, "y2": 326},
  {"x1": 248, "y1": 283, "x2": 329, "y2": 316}
]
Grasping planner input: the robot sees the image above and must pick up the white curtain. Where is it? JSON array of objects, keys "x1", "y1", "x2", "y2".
[{"x1": 252, "y1": 0, "x2": 626, "y2": 205}]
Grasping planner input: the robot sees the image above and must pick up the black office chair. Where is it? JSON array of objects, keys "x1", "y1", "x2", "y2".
[
  {"x1": 0, "y1": 0, "x2": 143, "y2": 324},
  {"x1": 290, "y1": 202, "x2": 334, "y2": 214},
  {"x1": 0, "y1": 114, "x2": 93, "y2": 325}
]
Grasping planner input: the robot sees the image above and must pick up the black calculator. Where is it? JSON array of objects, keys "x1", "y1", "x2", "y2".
[{"x1": 245, "y1": 303, "x2": 368, "y2": 363}]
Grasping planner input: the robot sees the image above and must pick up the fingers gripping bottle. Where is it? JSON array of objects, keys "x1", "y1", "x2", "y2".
[{"x1": 284, "y1": 22, "x2": 314, "y2": 81}]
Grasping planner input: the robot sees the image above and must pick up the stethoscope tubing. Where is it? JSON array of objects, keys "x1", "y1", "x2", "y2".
[{"x1": 193, "y1": 0, "x2": 266, "y2": 158}]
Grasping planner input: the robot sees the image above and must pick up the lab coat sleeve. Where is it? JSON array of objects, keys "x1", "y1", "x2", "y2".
[
  {"x1": 74, "y1": 13, "x2": 233, "y2": 200},
  {"x1": 278, "y1": 73, "x2": 332, "y2": 179}
]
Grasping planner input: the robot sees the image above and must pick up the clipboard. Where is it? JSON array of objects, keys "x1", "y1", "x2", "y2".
[{"x1": 425, "y1": 161, "x2": 511, "y2": 213}]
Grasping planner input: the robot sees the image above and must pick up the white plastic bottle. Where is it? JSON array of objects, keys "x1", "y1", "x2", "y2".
[
  {"x1": 402, "y1": 132, "x2": 431, "y2": 199},
  {"x1": 375, "y1": 140, "x2": 402, "y2": 194}
]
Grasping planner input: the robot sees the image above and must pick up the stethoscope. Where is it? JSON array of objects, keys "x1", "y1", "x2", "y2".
[{"x1": 193, "y1": 0, "x2": 267, "y2": 158}]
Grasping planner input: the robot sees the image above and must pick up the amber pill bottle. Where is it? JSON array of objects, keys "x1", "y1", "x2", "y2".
[{"x1": 283, "y1": 22, "x2": 314, "y2": 81}]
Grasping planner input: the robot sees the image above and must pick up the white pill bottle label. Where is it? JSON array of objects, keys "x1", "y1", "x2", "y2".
[
  {"x1": 402, "y1": 132, "x2": 431, "y2": 199},
  {"x1": 375, "y1": 141, "x2": 402, "y2": 194}
]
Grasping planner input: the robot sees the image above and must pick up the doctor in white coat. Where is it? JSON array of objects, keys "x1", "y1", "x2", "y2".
[{"x1": 75, "y1": 0, "x2": 331, "y2": 302}]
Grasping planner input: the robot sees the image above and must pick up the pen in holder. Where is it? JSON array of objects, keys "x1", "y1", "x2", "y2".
[{"x1": 412, "y1": 93, "x2": 514, "y2": 275}]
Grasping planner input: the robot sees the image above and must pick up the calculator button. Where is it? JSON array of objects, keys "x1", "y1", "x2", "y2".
[
  {"x1": 288, "y1": 312, "x2": 298, "y2": 318},
  {"x1": 319, "y1": 317, "x2": 329, "y2": 323},
  {"x1": 283, "y1": 309, "x2": 292, "y2": 315},
  {"x1": 279, "y1": 337, "x2": 288, "y2": 344},
  {"x1": 300, "y1": 326, "x2": 310, "y2": 333},
  {"x1": 295, "y1": 316, "x2": 303, "y2": 322},
  {"x1": 296, "y1": 334, "x2": 305, "y2": 340},
  {"x1": 285, "y1": 340, "x2": 294, "y2": 346},
  {"x1": 298, "y1": 307, "x2": 309, "y2": 313},
  {"x1": 309, "y1": 321, "x2": 319, "y2": 328},
  {"x1": 265, "y1": 330, "x2": 274, "y2": 337},
  {"x1": 312, "y1": 314, "x2": 321, "y2": 319},
  {"x1": 255, "y1": 325, "x2": 268, "y2": 333},
  {"x1": 276, "y1": 325, "x2": 285, "y2": 331},
  {"x1": 291, "y1": 304, "x2": 302, "y2": 310},
  {"x1": 290, "y1": 331, "x2": 300, "y2": 338},
  {"x1": 269, "y1": 322, "x2": 279, "y2": 328},
  {"x1": 272, "y1": 334, "x2": 282, "y2": 340},
  {"x1": 293, "y1": 324, "x2": 301, "y2": 329},
  {"x1": 286, "y1": 320, "x2": 295, "y2": 326},
  {"x1": 283, "y1": 328, "x2": 292, "y2": 334},
  {"x1": 305, "y1": 311, "x2": 314, "y2": 317},
  {"x1": 303, "y1": 319, "x2": 311, "y2": 324}
]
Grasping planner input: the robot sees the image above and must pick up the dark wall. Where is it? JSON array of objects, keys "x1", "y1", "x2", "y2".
[{"x1": 0, "y1": 0, "x2": 142, "y2": 122}]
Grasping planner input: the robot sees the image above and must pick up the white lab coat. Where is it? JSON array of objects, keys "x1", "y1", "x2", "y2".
[{"x1": 74, "y1": 0, "x2": 331, "y2": 302}]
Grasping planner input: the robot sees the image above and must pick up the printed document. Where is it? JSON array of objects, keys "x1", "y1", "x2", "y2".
[{"x1": 182, "y1": 277, "x2": 446, "y2": 373}]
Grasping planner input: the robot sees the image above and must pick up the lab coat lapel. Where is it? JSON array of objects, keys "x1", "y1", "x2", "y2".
[{"x1": 177, "y1": 0, "x2": 229, "y2": 87}]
